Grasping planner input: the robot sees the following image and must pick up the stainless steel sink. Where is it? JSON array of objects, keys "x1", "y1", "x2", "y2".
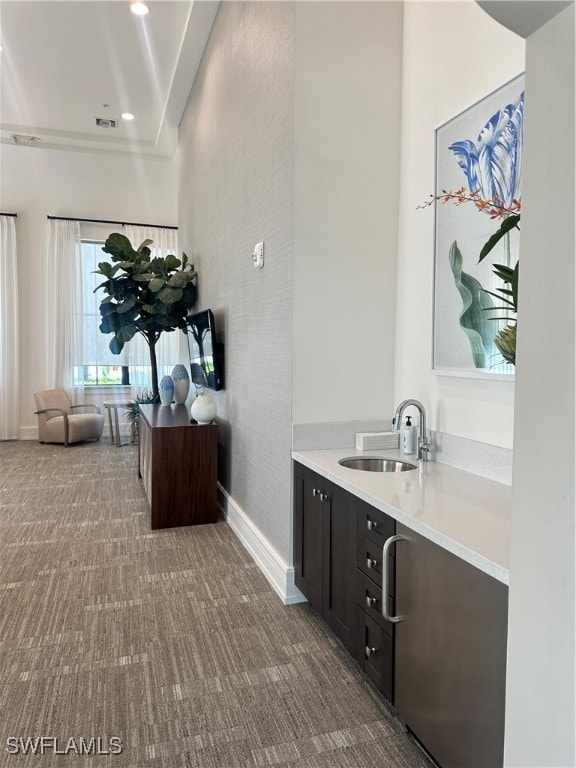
[{"x1": 338, "y1": 456, "x2": 417, "y2": 472}]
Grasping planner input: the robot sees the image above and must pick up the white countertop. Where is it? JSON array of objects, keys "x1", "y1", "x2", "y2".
[{"x1": 292, "y1": 448, "x2": 512, "y2": 585}]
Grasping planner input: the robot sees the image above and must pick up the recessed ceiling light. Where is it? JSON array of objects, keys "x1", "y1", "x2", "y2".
[
  {"x1": 130, "y1": 2, "x2": 150, "y2": 16},
  {"x1": 122, "y1": 113, "x2": 135, "y2": 121}
]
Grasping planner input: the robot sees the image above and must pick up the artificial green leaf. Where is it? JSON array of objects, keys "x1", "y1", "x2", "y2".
[
  {"x1": 99, "y1": 313, "x2": 120, "y2": 334},
  {"x1": 164, "y1": 254, "x2": 181, "y2": 271},
  {"x1": 149, "y1": 257, "x2": 164, "y2": 276},
  {"x1": 93, "y1": 280, "x2": 113, "y2": 294},
  {"x1": 139, "y1": 317, "x2": 158, "y2": 331},
  {"x1": 102, "y1": 233, "x2": 135, "y2": 261},
  {"x1": 99, "y1": 301, "x2": 118, "y2": 316},
  {"x1": 109, "y1": 336, "x2": 124, "y2": 355},
  {"x1": 158, "y1": 286, "x2": 183, "y2": 304},
  {"x1": 478, "y1": 215, "x2": 520, "y2": 263},
  {"x1": 137, "y1": 239, "x2": 154, "y2": 253},
  {"x1": 117, "y1": 324, "x2": 137, "y2": 344},
  {"x1": 96, "y1": 261, "x2": 114, "y2": 278},
  {"x1": 117, "y1": 297, "x2": 137, "y2": 314},
  {"x1": 182, "y1": 284, "x2": 198, "y2": 304},
  {"x1": 449, "y1": 241, "x2": 498, "y2": 368},
  {"x1": 167, "y1": 272, "x2": 189, "y2": 288},
  {"x1": 149, "y1": 278, "x2": 165, "y2": 293}
]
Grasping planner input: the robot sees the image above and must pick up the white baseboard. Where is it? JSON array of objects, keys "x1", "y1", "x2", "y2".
[
  {"x1": 18, "y1": 426, "x2": 129, "y2": 442},
  {"x1": 19, "y1": 426, "x2": 38, "y2": 440},
  {"x1": 217, "y1": 486, "x2": 306, "y2": 606}
]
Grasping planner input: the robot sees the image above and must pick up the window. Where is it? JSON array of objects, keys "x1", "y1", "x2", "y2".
[{"x1": 76, "y1": 239, "x2": 180, "y2": 388}]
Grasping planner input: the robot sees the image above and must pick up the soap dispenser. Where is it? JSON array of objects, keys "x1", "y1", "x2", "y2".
[{"x1": 402, "y1": 415, "x2": 415, "y2": 455}]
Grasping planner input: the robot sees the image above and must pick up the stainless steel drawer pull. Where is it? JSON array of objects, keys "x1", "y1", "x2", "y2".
[
  {"x1": 366, "y1": 594, "x2": 377, "y2": 608},
  {"x1": 367, "y1": 519, "x2": 379, "y2": 531},
  {"x1": 382, "y1": 534, "x2": 409, "y2": 623},
  {"x1": 312, "y1": 488, "x2": 319, "y2": 497},
  {"x1": 365, "y1": 645, "x2": 377, "y2": 659},
  {"x1": 319, "y1": 493, "x2": 329, "y2": 502},
  {"x1": 367, "y1": 558, "x2": 378, "y2": 570}
]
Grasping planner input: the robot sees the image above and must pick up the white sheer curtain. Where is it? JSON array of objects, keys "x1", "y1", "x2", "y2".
[
  {"x1": 46, "y1": 219, "x2": 83, "y2": 401},
  {"x1": 124, "y1": 225, "x2": 183, "y2": 388},
  {"x1": 0, "y1": 216, "x2": 19, "y2": 439}
]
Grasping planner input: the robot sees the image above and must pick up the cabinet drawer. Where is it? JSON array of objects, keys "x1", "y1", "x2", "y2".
[
  {"x1": 356, "y1": 570, "x2": 395, "y2": 637},
  {"x1": 356, "y1": 606, "x2": 394, "y2": 701},
  {"x1": 357, "y1": 499, "x2": 395, "y2": 547},
  {"x1": 357, "y1": 535, "x2": 395, "y2": 593}
]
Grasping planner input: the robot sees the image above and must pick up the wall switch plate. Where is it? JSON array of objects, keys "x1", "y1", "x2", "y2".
[{"x1": 252, "y1": 242, "x2": 264, "y2": 269}]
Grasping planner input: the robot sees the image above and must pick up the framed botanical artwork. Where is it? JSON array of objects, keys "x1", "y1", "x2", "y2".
[{"x1": 431, "y1": 74, "x2": 524, "y2": 378}]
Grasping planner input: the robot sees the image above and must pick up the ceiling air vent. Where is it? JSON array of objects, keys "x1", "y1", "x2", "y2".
[{"x1": 96, "y1": 117, "x2": 117, "y2": 128}]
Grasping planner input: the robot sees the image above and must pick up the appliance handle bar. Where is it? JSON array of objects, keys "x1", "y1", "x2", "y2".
[{"x1": 382, "y1": 534, "x2": 410, "y2": 623}]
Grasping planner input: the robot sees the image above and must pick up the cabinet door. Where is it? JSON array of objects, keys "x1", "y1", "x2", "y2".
[
  {"x1": 293, "y1": 463, "x2": 324, "y2": 615},
  {"x1": 357, "y1": 607, "x2": 394, "y2": 700},
  {"x1": 321, "y1": 481, "x2": 357, "y2": 653},
  {"x1": 394, "y1": 522, "x2": 508, "y2": 768}
]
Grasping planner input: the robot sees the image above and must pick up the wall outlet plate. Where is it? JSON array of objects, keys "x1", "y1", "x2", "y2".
[{"x1": 252, "y1": 242, "x2": 264, "y2": 269}]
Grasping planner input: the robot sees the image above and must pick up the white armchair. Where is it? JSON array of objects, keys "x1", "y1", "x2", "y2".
[{"x1": 34, "y1": 389, "x2": 104, "y2": 446}]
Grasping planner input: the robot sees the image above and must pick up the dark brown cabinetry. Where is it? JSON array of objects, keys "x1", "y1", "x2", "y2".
[
  {"x1": 394, "y1": 522, "x2": 508, "y2": 768},
  {"x1": 139, "y1": 404, "x2": 217, "y2": 529},
  {"x1": 294, "y1": 461, "x2": 509, "y2": 767},
  {"x1": 293, "y1": 462, "x2": 357, "y2": 652},
  {"x1": 294, "y1": 462, "x2": 396, "y2": 694}
]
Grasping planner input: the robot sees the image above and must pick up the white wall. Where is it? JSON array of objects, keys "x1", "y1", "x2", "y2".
[
  {"x1": 293, "y1": 1, "x2": 403, "y2": 424},
  {"x1": 0, "y1": 144, "x2": 177, "y2": 434},
  {"x1": 503, "y1": 4, "x2": 575, "y2": 765},
  {"x1": 395, "y1": 1, "x2": 525, "y2": 448}
]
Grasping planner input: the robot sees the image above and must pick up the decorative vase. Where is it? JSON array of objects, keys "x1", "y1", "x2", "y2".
[
  {"x1": 171, "y1": 364, "x2": 190, "y2": 404},
  {"x1": 159, "y1": 375, "x2": 174, "y2": 406},
  {"x1": 190, "y1": 392, "x2": 217, "y2": 424}
]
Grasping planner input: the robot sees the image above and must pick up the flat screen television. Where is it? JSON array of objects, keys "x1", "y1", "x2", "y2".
[{"x1": 186, "y1": 308, "x2": 224, "y2": 391}]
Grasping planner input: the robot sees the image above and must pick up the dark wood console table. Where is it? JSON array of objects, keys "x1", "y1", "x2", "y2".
[{"x1": 138, "y1": 404, "x2": 218, "y2": 529}]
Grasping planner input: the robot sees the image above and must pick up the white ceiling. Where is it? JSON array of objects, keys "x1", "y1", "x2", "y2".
[{"x1": 0, "y1": 0, "x2": 219, "y2": 158}]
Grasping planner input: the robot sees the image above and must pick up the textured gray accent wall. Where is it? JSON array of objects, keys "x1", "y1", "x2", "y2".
[{"x1": 178, "y1": 2, "x2": 295, "y2": 562}]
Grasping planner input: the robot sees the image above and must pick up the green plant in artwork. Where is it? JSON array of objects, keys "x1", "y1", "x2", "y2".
[
  {"x1": 93, "y1": 233, "x2": 198, "y2": 398},
  {"x1": 481, "y1": 257, "x2": 519, "y2": 365},
  {"x1": 423, "y1": 190, "x2": 521, "y2": 366},
  {"x1": 448, "y1": 241, "x2": 499, "y2": 368}
]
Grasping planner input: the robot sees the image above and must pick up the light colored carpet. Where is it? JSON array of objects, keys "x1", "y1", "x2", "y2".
[{"x1": 0, "y1": 440, "x2": 432, "y2": 768}]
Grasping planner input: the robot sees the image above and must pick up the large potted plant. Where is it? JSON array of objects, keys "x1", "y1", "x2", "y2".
[{"x1": 94, "y1": 233, "x2": 197, "y2": 398}]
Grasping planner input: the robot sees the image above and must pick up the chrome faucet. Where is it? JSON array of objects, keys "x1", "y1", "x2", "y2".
[{"x1": 393, "y1": 399, "x2": 431, "y2": 461}]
